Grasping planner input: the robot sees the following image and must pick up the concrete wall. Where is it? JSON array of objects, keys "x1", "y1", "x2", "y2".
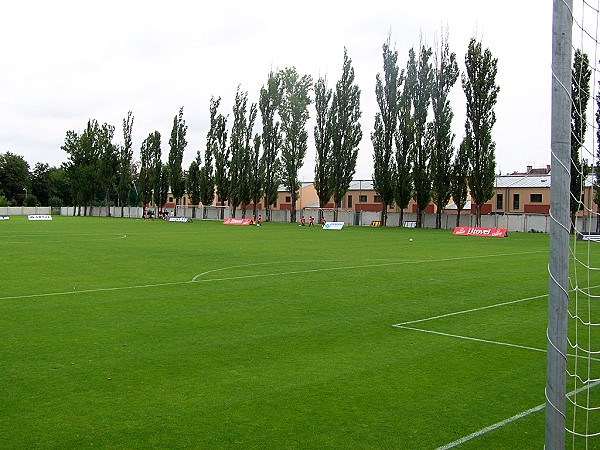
[{"x1": 0, "y1": 206, "x2": 588, "y2": 233}]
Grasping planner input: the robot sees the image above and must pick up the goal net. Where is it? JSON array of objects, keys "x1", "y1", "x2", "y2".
[
  {"x1": 201, "y1": 205, "x2": 231, "y2": 220},
  {"x1": 548, "y1": 1, "x2": 600, "y2": 447},
  {"x1": 302, "y1": 207, "x2": 337, "y2": 223}
]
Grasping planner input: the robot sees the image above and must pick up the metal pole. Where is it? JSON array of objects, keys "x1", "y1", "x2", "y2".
[{"x1": 546, "y1": 0, "x2": 572, "y2": 448}]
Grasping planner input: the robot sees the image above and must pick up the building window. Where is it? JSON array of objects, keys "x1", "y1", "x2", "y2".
[
  {"x1": 348, "y1": 195, "x2": 353, "y2": 208},
  {"x1": 285, "y1": 196, "x2": 291, "y2": 203},
  {"x1": 496, "y1": 193, "x2": 503, "y2": 210},
  {"x1": 169, "y1": 196, "x2": 173, "y2": 202},
  {"x1": 530, "y1": 193, "x2": 542, "y2": 203},
  {"x1": 513, "y1": 194, "x2": 520, "y2": 210},
  {"x1": 359, "y1": 195, "x2": 368, "y2": 203},
  {"x1": 374, "y1": 195, "x2": 381, "y2": 203}
]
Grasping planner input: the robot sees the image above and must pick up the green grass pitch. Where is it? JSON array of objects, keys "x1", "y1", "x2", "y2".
[{"x1": 0, "y1": 216, "x2": 597, "y2": 448}]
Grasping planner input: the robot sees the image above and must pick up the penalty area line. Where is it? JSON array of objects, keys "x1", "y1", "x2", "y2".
[{"x1": 394, "y1": 325, "x2": 547, "y2": 353}]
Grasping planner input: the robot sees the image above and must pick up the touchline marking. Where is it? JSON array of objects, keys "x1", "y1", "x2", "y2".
[
  {"x1": 0, "y1": 280, "x2": 193, "y2": 301},
  {"x1": 436, "y1": 379, "x2": 600, "y2": 449}
]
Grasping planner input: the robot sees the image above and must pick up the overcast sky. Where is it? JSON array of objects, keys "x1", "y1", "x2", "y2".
[{"x1": 1, "y1": 1, "x2": 553, "y2": 180}]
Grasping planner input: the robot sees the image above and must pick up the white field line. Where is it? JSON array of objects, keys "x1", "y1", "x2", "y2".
[
  {"x1": 436, "y1": 379, "x2": 600, "y2": 450},
  {"x1": 394, "y1": 324, "x2": 548, "y2": 353},
  {"x1": 0, "y1": 233, "x2": 128, "y2": 245},
  {"x1": 1, "y1": 250, "x2": 543, "y2": 301},
  {"x1": 393, "y1": 293, "x2": 548, "y2": 327}
]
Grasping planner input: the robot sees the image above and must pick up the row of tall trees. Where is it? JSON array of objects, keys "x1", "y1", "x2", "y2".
[
  {"x1": 0, "y1": 152, "x2": 71, "y2": 207},
  {"x1": 372, "y1": 32, "x2": 499, "y2": 227}
]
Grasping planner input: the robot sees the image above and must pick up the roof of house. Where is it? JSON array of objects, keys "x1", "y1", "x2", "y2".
[
  {"x1": 495, "y1": 174, "x2": 552, "y2": 189},
  {"x1": 495, "y1": 173, "x2": 594, "y2": 189}
]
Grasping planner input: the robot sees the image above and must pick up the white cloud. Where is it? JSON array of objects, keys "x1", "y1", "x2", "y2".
[{"x1": 0, "y1": 0, "x2": 559, "y2": 177}]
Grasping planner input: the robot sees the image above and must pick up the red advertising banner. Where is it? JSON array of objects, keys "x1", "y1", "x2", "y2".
[
  {"x1": 453, "y1": 226, "x2": 508, "y2": 238},
  {"x1": 223, "y1": 218, "x2": 252, "y2": 226}
]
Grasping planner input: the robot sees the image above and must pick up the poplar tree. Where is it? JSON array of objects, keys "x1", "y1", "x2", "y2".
[
  {"x1": 430, "y1": 29, "x2": 459, "y2": 228},
  {"x1": 168, "y1": 106, "x2": 187, "y2": 216},
  {"x1": 200, "y1": 97, "x2": 221, "y2": 218},
  {"x1": 408, "y1": 42, "x2": 434, "y2": 228},
  {"x1": 98, "y1": 122, "x2": 117, "y2": 216},
  {"x1": 394, "y1": 81, "x2": 413, "y2": 227},
  {"x1": 249, "y1": 134, "x2": 263, "y2": 218},
  {"x1": 278, "y1": 67, "x2": 312, "y2": 223},
  {"x1": 138, "y1": 131, "x2": 160, "y2": 216},
  {"x1": 228, "y1": 87, "x2": 256, "y2": 218},
  {"x1": 187, "y1": 151, "x2": 201, "y2": 218},
  {"x1": 450, "y1": 139, "x2": 469, "y2": 226},
  {"x1": 259, "y1": 72, "x2": 283, "y2": 222},
  {"x1": 330, "y1": 48, "x2": 362, "y2": 221},
  {"x1": 372, "y1": 37, "x2": 401, "y2": 226},
  {"x1": 117, "y1": 111, "x2": 134, "y2": 216},
  {"x1": 462, "y1": 38, "x2": 499, "y2": 227},
  {"x1": 571, "y1": 49, "x2": 591, "y2": 230},
  {"x1": 212, "y1": 98, "x2": 230, "y2": 219},
  {"x1": 314, "y1": 75, "x2": 333, "y2": 220}
]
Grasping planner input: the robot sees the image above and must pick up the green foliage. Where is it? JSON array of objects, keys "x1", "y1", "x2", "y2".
[
  {"x1": 330, "y1": 48, "x2": 362, "y2": 220},
  {"x1": 462, "y1": 38, "x2": 500, "y2": 226},
  {"x1": 48, "y1": 196, "x2": 63, "y2": 208},
  {"x1": 187, "y1": 154, "x2": 201, "y2": 211},
  {"x1": 0, "y1": 151, "x2": 30, "y2": 205},
  {"x1": 430, "y1": 29, "x2": 459, "y2": 228},
  {"x1": 394, "y1": 80, "x2": 413, "y2": 223},
  {"x1": 0, "y1": 195, "x2": 10, "y2": 206},
  {"x1": 451, "y1": 139, "x2": 470, "y2": 226},
  {"x1": 408, "y1": 43, "x2": 435, "y2": 227},
  {"x1": 372, "y1": 36, "x2": 401, "y2": 225},
  {"x1": 278, "y1": 67, "x2": 313, "y2": 222},
  {"x1": 168, "y1": 106, "x2": 187, "y2": 211},
  {"x1": 228, "y1": 87, "x2": 257, "y2": 217},
  {"x1": 31, "y1": 162, "x2": 51, "y2": 206},
  {"x1": 211, "y1": 97, "x2": 230, "y2": 210},
  {"x1": 117, "y1": 111, "x2": 134, "y2": 212},
  {"x1": 260, "y1": 72, "x2": 283, "y2": 220},
  {"x1": 249, "y1": 134, "x2": 264, "y2": 218},
  {"x1": 314, "y1": 75, "x2": 334, "y2": 214},
  {"x1": 571, "y1": 49, "x2": 592, "y2": 228}
]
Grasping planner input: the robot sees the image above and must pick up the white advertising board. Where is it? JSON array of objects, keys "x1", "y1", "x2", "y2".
[
  {"x1": 28, "y1": 215, "x2": 52, "y2": 221},
  {"x1": 323, "y1": 221, "x2": 344, "y2": 230}
]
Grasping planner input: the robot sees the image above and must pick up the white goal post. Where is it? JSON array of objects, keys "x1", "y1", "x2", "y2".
[{"x1": 201, "y1": 205, "x2": 231, "y2": 220}]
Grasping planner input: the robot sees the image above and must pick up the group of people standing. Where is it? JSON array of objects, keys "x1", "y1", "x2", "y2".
[{"x1": 300, "y1": 215, "x2": 326, "y2": 227}]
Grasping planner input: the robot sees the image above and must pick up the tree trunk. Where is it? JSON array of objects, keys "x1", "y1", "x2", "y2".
[
  {"x1": 416, "y1": 209, "x2": 423, "y2": 228},
  {"x1": 399, "y1": 209, "x2": 404, "y2": 227},
  {"x1": 291, "y1": 191, "x2": 297, "y2": 223},
  {"x1": 456, "y1": 208, "x2": 462, "y2": 227},
  {"x1": 435, "y1": 210, "x2": 442, "y2": 229},
  {"x1": 475, "y1": 204, "x2": 481, "y2": 227}
]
